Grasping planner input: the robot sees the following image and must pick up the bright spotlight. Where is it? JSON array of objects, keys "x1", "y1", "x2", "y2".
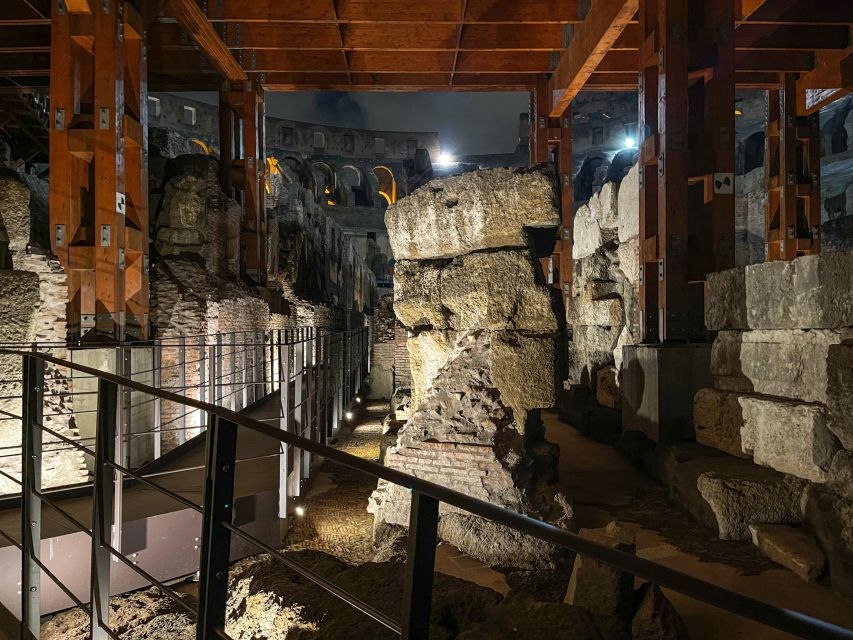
[
  {"x1": 345, "y1": 411, "x2": 354, "y2": 421},
  {"x1": 355, "y1": 396, "x2": 362, "y2": 404},
  {"x1": 437, "y1": 152, "x2": 456, "y2": 165},
  {"x1": 295, "y1": 505, "x2": 305, "y2": 517},
  {"x1": 624, "y1": 137, "x2": 636, "y2": 149}
]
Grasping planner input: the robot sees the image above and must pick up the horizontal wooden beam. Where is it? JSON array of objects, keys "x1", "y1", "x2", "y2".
[
  {"x1": 165, "y1": 0, "x2": 246, "y2": 81},
  {"x1": 735, "y1": 24, "x2": 851, "y2": 51},
  {"x1": 209, "y1": 0, "x2": 583, "y2": 23},
  {"x1": 744, "y1": 0, "x2": 853, "y2": 25},
  {"x1": 549, "y1": 0, "x2": 638, "y2": 116},
  {"x1": 735, "y1": 49, "x2": 815, "y2": 72}
]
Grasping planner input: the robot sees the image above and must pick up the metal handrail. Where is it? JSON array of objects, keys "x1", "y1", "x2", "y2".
[{"x1": 2, "y1": 346, "x2": 852, "y2": 640}]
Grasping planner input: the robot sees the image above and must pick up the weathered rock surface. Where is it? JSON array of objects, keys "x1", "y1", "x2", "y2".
[
  {"x1": 694, "y1": 388, "x2": 840, "y2": 481},
  {"x1": 596, "y1": 366, "x2": 621, "y2": 410},
  {"x1": 706, "y1": 252, "x2": 853, "y2": 330},
  {"x1": 385, "y1": 167, "x2": 559, "y2": 260},
  {"x1": 617, "y1": 164, "x2": 640, "y2": 243},
  {"x1": 631, "y1": 583, "x2": 689, "y2": 640},
  {"x1": 710, "y1": 329, "x2": 853, "y2": 405},
  {"x1": 804, "y1": 483, "x2": 853, "y2": 599},
  {"x1": 667, "y1": 448, "x2": 808, "y2": 540},
  {"x1": 457, "y1": 594, "x2": 602, "y2": 640},
  {"x1": 0, "y1": 171, "x2": 31, "y2": 254},
  {"x1": 748, "y1": 524, "x2": 826, "y2": 581},
  {"x1": 565, "y1": 525, "x2": 635, "y2": 624},
  {"x1": 394, "y1": 250, "x2": 558, "y2": 332}
]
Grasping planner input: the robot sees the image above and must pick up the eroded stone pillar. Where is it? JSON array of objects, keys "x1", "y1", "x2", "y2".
[{"x1": 368, "y1": 167, "x2": 575, "y2": 570}]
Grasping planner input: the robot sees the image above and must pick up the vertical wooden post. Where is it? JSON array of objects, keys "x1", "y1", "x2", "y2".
[
  {"x1": 638, "y1": 0, "x2": 660, "y2": 342},
  {"x1": 778, "y1": 73, "x2": 799, "y2": 261},
  {"x1": 94, "y1": 0, "x2": 127, "y2": 339},
  {"x1": 705, "y1": 0, "x2": 736, "y2": 274},
  {"x1": 558, "y1": 112, "x2": 573, "y2": 299},
  {"x1": 533, "y1": 75, "x2": 550, "y2": 165},
  {"x1": 765, "y1": 86, "x2": 782, "y2": 261}
]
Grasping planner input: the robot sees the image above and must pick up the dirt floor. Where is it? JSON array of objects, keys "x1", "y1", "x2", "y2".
[{"x1": 282, "y1": 401, "x2": 853, "y2": 640}]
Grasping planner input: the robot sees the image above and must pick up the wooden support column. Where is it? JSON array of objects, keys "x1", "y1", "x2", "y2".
[
  {"x1": 49, "y1": 0, "x2": 149, "y2": 341},
  {"x1": 531, "y1": 75, "x2": 550, "y2": 165},
  {"x1": 765, "y1": 73, "x2": 820, "y2": 261},
  {"x1": 638, "y1": 0, "x2": 660, "y2": 342},
  {"x1": 557, "y1": 113, "x2": 573, "y2": 299},
  {"x1": 93, "y1": 0, "x2": 126, "y2": 338},
  {"x1": 704, "y1": 0, "x2": 736, "y2": 274},
  {"x1": 220, "y1": 81, "x2": 267, "y2": 284}
]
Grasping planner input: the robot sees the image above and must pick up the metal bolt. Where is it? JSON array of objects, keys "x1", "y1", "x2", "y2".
[
  {"x1": 215, "y1": 571, "x2": 224, "y2": 579},
  {"x1": 30, "y1": 586, "x2": 37, "y2": 592},
  {"x1": 222, "y1": 464, "x2": 230, "y2": 472},
  {"x1": 31, "y1": 521, "x2": 36, "y2": 527}
]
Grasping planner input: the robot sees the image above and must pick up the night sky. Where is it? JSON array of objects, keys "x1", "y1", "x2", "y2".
[{"x1": 182, "y1": 91, "x2": 530, "y2": 157}]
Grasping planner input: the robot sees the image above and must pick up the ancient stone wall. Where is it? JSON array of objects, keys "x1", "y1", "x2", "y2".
[
  {"x1": 0, "y1": 172, "x2": 87, "y2": 494},
  {"x1": 566, "y1": 164, "x2": 639, "y2": 407},
  {"x1": 697, "y1": 251, "x2": 853, "y2": 596},
  {"x1": 369, "y1": 167, "x2": 574, "y2": 570}
]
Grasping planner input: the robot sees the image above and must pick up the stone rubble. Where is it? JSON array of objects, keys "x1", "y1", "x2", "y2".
[
  {"x1": 370, "y1": 167, "x2": 573, "y2": 570},
  {"x1": 748, "y1": 524, "x2": 827, "y2": 582}
]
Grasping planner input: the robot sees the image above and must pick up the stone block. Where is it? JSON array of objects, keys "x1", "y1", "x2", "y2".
[
  {"x1": 617, "y1": 164, "x2": 639, "y2": 243},
  {"x1": 804, "y1": 482, "x2": 853, "y2": 599},
  {"x1": 616, "y1": 236, "x2": 640, "y2": 287},
  {"x1": 407, "y1": 330, "x2": 457, "y2": 411},
  {"x1": 565, "y1": 525, "x2": 635, "y2": 622},
  {"x1": 693, "y1": 388, "x2": 750, "y2": 459},
  {"x1": 707, "y1": 252, "x2": 853, "y2": 330},
  {"x1": 492, "y1": 331, "x2": 556, "y2": 425},
  {"x1": 385, "y1": 167, "x2": 559, "y2": 260},
  {"x1": 440, "y1": 251, "x2": 557, "y2": 332},
  {"x1": 590, "y1": 180, "x2": 619, "y2": 232},
  {"x1": 621, "y1": 344, "x2": 712, "y2": 443},
  {"x1": 566, "y1": 292, "x2": 623, "y2": 327},
  {"x1": 748, "y1": 524, "x2": 826, "y2": 582},
  {"x1": 694, "y1": 388, "x2": 839, "y2": 482},
  {"x1": 670, "y1": 454, "x2": 808, "y2": 540},
  {"x1": 0, "y1": 173, "x2": 31, "y2": 253},
  {"x1": 632, "y1": 583, "x2": 689, "y2": 640},
  {"x1": 392, "y1": 259, "x2": 445, "y2": 329},
  {"x1": 739, "y1": 395, "x2": 838, "y2": 482},
  {"x1": 596, "y1": 366, "x2": 621, "y2": 410},
  {"x1": 572, "y1": 203, "x2": 603, "y2": 260}
]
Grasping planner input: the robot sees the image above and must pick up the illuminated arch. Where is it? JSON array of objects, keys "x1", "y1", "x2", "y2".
[
  {"x1": 373, "y1": 165, "x2": 397, "y2": 205},
  {"x1": 191, "y1": 139, "x2": 211, "y2": 154}
]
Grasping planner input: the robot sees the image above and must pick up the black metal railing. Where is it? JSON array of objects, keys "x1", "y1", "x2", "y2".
[{"x1": 1, "y1": 341, "x2": 852, "y2": 640}]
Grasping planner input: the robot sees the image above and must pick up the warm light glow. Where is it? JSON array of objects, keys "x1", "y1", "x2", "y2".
[
  {"x1": 623, "y1": 137, "x2": 636, "y2": 149},
  {"x1": 345, "y1": 411, "x2": 354, "y2": 421},
  {"x1": 355, "y1": 396, "x2": 362, "y2": 404},
  {"x1": 295, "y1": 506, "x2": 305, "y2": 517}
]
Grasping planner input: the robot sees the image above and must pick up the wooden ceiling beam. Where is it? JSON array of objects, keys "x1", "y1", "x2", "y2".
[
  {"x1": 738, "y1": 0, "x2": 769, "y2": 21},
  {"x1": 210, "y1": 0, "x2": 582, "y2": 23},
  {"x1": 165, "y1": 0, "x2": 246, "y2": 81},
  {"x1": 743, "y1": 0, "x2": 853, "y2": 25},
  {"x1": 735, "y1": 50, "x2": 815, "y2": 72},
  {"x1": 735, "y1": 24, "x2": 851, "y2": 51},
  {"x1": 548, "y1": 0, "x2": 639, "y2": 117},
  {"x1": 796, "y1": 46, "x2": 853, "y2": 114}
]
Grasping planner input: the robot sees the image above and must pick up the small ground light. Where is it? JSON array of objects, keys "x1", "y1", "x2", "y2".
[
  {"x1": 295, "y1": 505, "x2": 305, "y2": 517},
  {"x1": 345, "y1": 411, "x2": 354, "y2": 421},
  {"x1": 355, "y1": 396, "x2": 362, "y2": 403}
]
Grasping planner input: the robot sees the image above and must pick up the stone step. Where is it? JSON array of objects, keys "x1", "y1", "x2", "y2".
[
  {"x1": 647, "y1": 443, "x2": 808, "y2": 541},
  {"x1": 748, "y1": 524, "x2": 826, "y2": 582}
]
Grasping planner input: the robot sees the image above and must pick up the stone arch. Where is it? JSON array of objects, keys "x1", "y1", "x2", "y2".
[
  {"x1": 574, "y1": 154, "x2": 609, "y2": 203},
  {"x1": 312, "y1": 161, "x2": 338, "y2": 203},
  {"x1": 373, "y1": 165, "x2": 397, "y2": 206}
]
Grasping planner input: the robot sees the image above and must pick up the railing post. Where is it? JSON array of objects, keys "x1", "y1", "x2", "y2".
[
  {"x1": 290, "y1": 335, "x2": 304, "y2": 499},
  {"x1": 215, "y1": 334, "x2": 223, "y2": 407},
  {"x1": 229, "y1": 332, "x2": 237, "y2": 411},
  {"x1": 153, "y1": 341, "x2": 162, "y2": 459},
  {"x1": 207, "y1": 336, "x2": 216, "y2": 429},
  {"x1": 199, "y1": 335, "x2": 207, "y2": 430},
  {"x1": 316, "y1": 333, "x2": 325, "y2": 445},
  {"x1": 177, "y1": 336, "x2": 186, "y2": 445},
  {"x1": 261, "y1": 329, "x2": 269, "y2": 396},
  {"x1": 302, "y1": 330, "x2": 314, "y2": 480},
  {"x1": 244, "y1": 332, "x2": 253, "y2": 407},
  {"x1": 119, "y1": 345, "x2": 132, "y2": 467},
  {"x1": 91, "y1": 378, "x2": 118, "y2": 640},
  {"x1": 196, "y1": 415, "x2": 238, "y2": 639},
  {"x1": 402, "y1": 491, "x2": 439, "y2": 640},
  {"x1": 21, "y1": 354, "x2": 44, "y2": 640},
  {"x1": 278, "y1": 339, "x2": 292, "y2": 518}
]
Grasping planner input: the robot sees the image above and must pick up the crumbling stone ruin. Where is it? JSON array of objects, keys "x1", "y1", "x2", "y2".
[
  {"x1": 369, "y1": 167, "x2": 575, "y2": 569},
  {"x1": 567, "y1": 164, "x2": 640, "y2": 409}
]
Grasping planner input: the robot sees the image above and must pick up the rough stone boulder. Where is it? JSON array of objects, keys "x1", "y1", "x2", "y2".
[
  {"x1": 706, "y1": 252, "x2": 853, "y2": 330},
  {"x1": 666, "y1": 447, "x2": 808, "y2": 540},
  {"x1": 565, "y1": 524, "x2": 636, "y2": 625},
  {"x1": 617, "y1": 164, "x2": 640, "y2": 244},
  {"x1": 385, "y1": 166, "x2": 559, "y2": 260},
  {"x1": 394, "y1": 250, "x2": 558, "y2": 332},
  {"x1": 0, "y1": 170, "x2": 32, "y2": 254},
  {"x1": 694, "y1": 388, "x2": 840, "y2": 482},
  {"x1": 631, "y1": 583, "x2": 689, "y2": 640},
  {"x1": 804, "y1": 452, "x2": 853, "y2": 599}
]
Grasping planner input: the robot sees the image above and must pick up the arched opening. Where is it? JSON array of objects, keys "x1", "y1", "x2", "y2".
[
  {"x1": 340, "y1": 165, "x2": 371, "y2": 207},
  {"x1": 191, "y1": 139, "x2": 211, "y2": 155},
  {"x1": 373, "y1": 165, "x2": 397, "y2": 207},
  {"x1": 574, "y1": 155, "x2": 608, "y2": 203},
  {"x1": 312, "y1": 161, "x2": 338, "y2": 205}
]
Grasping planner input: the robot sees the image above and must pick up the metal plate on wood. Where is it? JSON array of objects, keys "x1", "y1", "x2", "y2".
[
  {"x1": 100, "y1": 225, "x2": 111, "y2": 247},
  {"x1": 714, "y1": 173, "x2": 734, "y2": 195}
]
